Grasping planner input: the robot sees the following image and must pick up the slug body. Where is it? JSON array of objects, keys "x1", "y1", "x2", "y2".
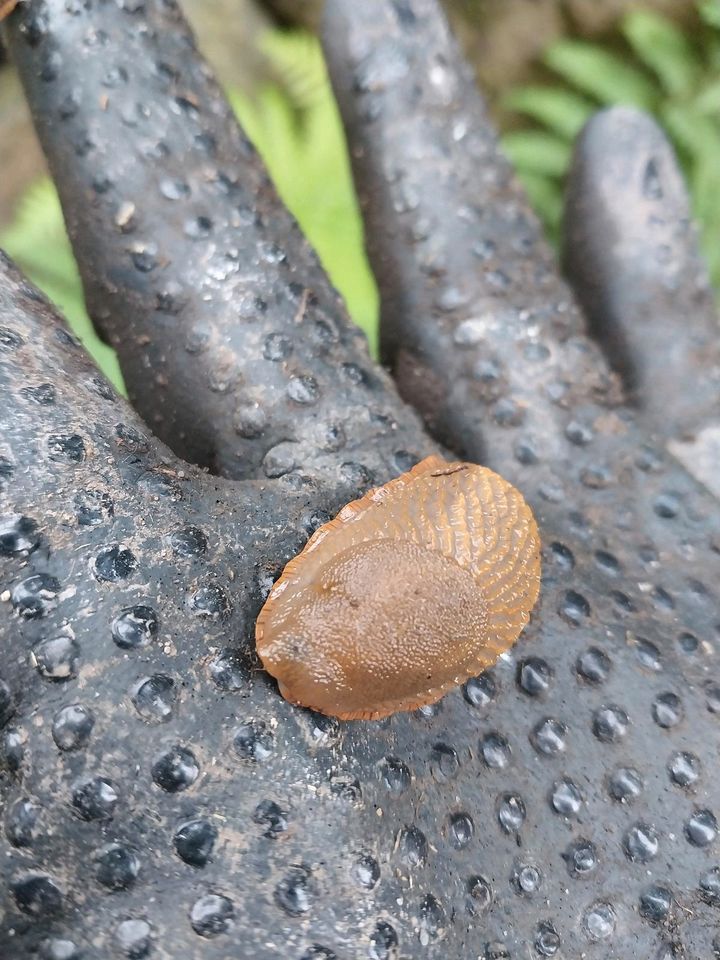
[
  {"x1": 255, "y1": 456, "x2": 541, "y2": 720},
  {"x1": 0, "y1": 0, "x2": 19, "y2": 22}
]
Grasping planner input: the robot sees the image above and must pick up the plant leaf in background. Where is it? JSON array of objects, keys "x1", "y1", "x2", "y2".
[
  {"x1": 228, "y1": 28, "x2": 378, "y2": 351},
  {"x1": 502, "y1": 0, "x2": 720, "y2": 290},
  {"x1": 0, "y1": 27, "x2": 377, "y2": 390},
  {"x1": 0, "y1": 179, "x2": 125, "y2": 391},
  {"x1": 622, "y1": 9, "x2": 698, "y2": 97},
  {"x1": 543, "y1": 41, "x2": 657, "y2": 109},
  {"x1": 499, "y1": 129, "x2": 572, "y2": 242},
  {"x1": 512, "y1": 171, "x2": 564, "y2": 246},
  {"x1": 698, "y1": 0, "x2": 720, "y2": 29},
  {"x1": 502, "y1": 86, "x2": 594, "y2": 140}
]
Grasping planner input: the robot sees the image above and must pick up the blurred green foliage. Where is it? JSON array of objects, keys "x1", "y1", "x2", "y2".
[
  {"x1": 228, "y1": 30, "x2": 378, "y2": 348},
  {"x1": 502, "y1": 1, "x2": 720, "y2": 285},
  {"x1": 2, "y1": 4, "x2": 719, "y2": 391},
  {"x1": 0, "y1": 178, "x2": 126, "y2": 390}
]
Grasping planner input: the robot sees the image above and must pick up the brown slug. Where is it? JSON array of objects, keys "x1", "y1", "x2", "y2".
[
  {"x1": 255, "y1": 455, "x2": 541, "y2": 720},
  {"x1": 0, "y1": 0, "x2": 19, "y2": 22}
]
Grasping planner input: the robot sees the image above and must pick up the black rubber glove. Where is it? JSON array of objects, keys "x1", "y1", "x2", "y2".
[{"x1": 1, "y1": 2, "x2": 719, "y2": 958}]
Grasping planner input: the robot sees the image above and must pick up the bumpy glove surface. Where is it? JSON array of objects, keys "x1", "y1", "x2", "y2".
[{"x1": 1, "y1": 2, "x2": 719, "y2": 958}]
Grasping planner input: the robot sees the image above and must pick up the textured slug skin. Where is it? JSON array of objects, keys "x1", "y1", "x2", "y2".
[{"x1": 255, "y1": 456, "x2": 541, "y2": 720}]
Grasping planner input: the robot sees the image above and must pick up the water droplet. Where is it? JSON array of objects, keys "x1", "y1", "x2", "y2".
[
  {"x1": 209, "y1": 650, "x2": 245, "y2": 691},
  {"x1": 623, "y1": 823, "x2": 659, "y2": 862},
  {"x1": 608, "y1": 766, "x2": 643, "y2": 802},
  {"x1": 652, "y1": 692, "x2": 683, "y2": 728},
  {"x1": 287, "y1": 376, "x2": 319, "y2": 404},
  {"x1": 576, "y1": 647, "x2": 611, "y2": 684},
  {"x1": 174, "y1": 818, "x2": 217, "y2": 866},
  {"x1": 12, "y1": 573, "x2": 59, "y2": 618},
  {"x1": 47, "y1": 434, "x2": 86, "y2": 463},
  {"x1": 512, "y1": 861, "x2": 542, "y2": 895},
  {"x1": 700, "y1": 866, "x2": 720, "y2": 906},
  {"x1": 517, "y1": 657, "x2": 553, "y2": 697},
  {"x1": 677, "y1": 631, "x2": 699, "y2": 654},
  {"x1": 93, "y1": 545, "x2": 137, "y2": 582},
  {"x1": 75, "y1": 489, "x2": 114, "y2": 526},
  {"x1": 95, "y1": 844, "x2": 139, "y2": 890},
  {"x1": 593, "y1": 705, "x2": 629, "y2": 743},
  {"x1": 300, "y1": 947, "x2": 337, "y2": 960},
  {"x1": 635, "y1": 638, "x2": 663, "y2": 671},
  {"x1": 684, "y1": 809, "x2": 717, "y2": 847},
  {"x1": 233, "y1": 719, "x2": 273, "y2": 761},
  {"x1": 418, "y1": 893, "x2": 446, "y2": 944},
  {"x1": 668, "y1": 751, "x2": 700, "y2": 788},
  {"x1": 132, "y1": 675, "x2": 176, "y2": 722},
  {"x1": 549, "y1": 541, "x2": 574, "y2": 571},
  {"x1": 112, "y1": 605, "x2": 158, "y2": 649},
  {"x1": 653, "y1": 493, "x2": 680, "y2": 519},
  {"x1": 0, "y1": 327, "x2": 24, "y2": 350},
  {"x1": 151, "y1": 745, "x2": 199, "y2": 792},
  {"x1": 190, "y1": 893, "x2": 234, "y2": 937},
  {"x1": 448, "y1": 812, "x2": 474, "y2": 849},
  {"x1": 549, "y1": 778, "x2": 582, "y2": 817},
  {"x1": 534, "y1": 921, "x2": 560, "y2": 956},
  {"x1": 38, "y1": 939, "x2": 80, "y2": 960},
  {"x1": 497, "y1": 793, "x2": 525, "y2": 834},
  {"x1": 33, "y1": 636, "x2": 79, "y2": 681},
  {"x1": 639, "y1": 884, "x2": 672, "y2": 922},
  {"x1": 274, "y1": 865, "x2": 314, "y2": 916},
  {"x1": 563, "y1": 838, "x2": 597, "y2": 878},
  {"x1": 430, "y1": 742, "x2": 460, "y2": 781},
  {"x1": 115, "y1": 918, "x2": 152, "y2": 959},
  {"x1": 0, "y1": 513, "x2": 40, "y2": 557},
  {"x1": 480, "y1": 732, "x2": 511, "y2": 768},
  {"x1": 558, "y1": 590, "x2": 590, "y2": 625},
  {"x1": 5, "y1": 798, "x2": 40, "y2": 847},
  {"x1": 253, "y1": 799, "x2": 288, "y2": 840},
  {"x1": 188, "y1": 583, "x2": 231, "y2": 619},
  {"x1": 397, "y1": 825, "x2": 427, "y2": 867},
  {"x1": 466, "y1": 875, "x2": 492, "y2": 915},
  {"x1": 463, "y1": 672, "x2": 496, "y2": 708},
  {"x1": 263, "y1": 333, "x2": 293, "y2": 362},
  {"x1": 352, "y1": 852, "x2": 380, "y2": 890},
  {"x1": 72, "y1": 777, "x2": 119, "y2": 821},
  {"x1": 369, "y1": 920, "x2": 398, "y2": 960},
  {"x1": 565, "y1": 421, "x2": 593, "y2": 446},
  {"x1": 583, "y1": 902, "x2": 616, "y2": 941},
  {"x1": 184, "y1": 215, "x2": 212, "y2": 239},
  {"x1": 530, "y1": 718, "x2": 567, "y2": 756},
  {"x1": 11, "y1": 873, "x2": 63, "y2": 917}
]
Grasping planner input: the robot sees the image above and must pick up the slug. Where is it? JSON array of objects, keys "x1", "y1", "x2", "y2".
[
  {"x1": 0, "y1": 0, "x2": 19, "y2": 22},
  {"x1": 255, "y1": 456, "x2": 541, "y2": 720}
]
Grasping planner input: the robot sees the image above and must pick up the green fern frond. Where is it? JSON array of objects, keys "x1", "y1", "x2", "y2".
[
  {"x1": 544, "y1": 40, "x2": 657, "y2": 109},
  {"x1": 502, "y1": 86, "x2": 594, "y2": 139},
  {"x1": 513, "y1": 171, "x2": 563, "y2": 243},
  {"x1": 501, "y1": 130, "x2": 572, "y2": 178},
  {"x1": 622, "y1": 10, "x2": 699, "y2": 97},
  {"x1": 698, "y1": 0, "x2": 720, "y2": 29},
  {"x1": 694, "y1": 77, "x2": 720, "y2": 112},
  {"x1": 229, "y1": 28, "x2": 378, "y2": 351}
]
